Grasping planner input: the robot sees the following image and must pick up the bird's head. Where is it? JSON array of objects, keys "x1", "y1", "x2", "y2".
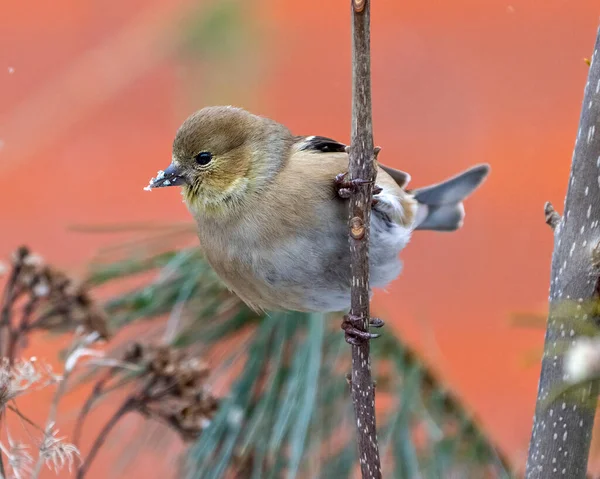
[{"x1": 145, "y1": 106, "x2": 290, "y2": 215}]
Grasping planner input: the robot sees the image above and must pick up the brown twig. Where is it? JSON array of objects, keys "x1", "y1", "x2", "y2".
[
  {"x1": 345, "y1": 0, "x2": 382, "y2": 477},
  {"x1": 525, "y1": 27, "x2": 600, "y2": 478},
  {"x1": 76, "y1": 397, "x2": 135, "y2": 479}
]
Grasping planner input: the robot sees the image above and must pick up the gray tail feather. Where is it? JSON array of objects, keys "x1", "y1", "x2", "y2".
[{"x1": 413, "y1": 164, "x2": 489, "y2": 232}]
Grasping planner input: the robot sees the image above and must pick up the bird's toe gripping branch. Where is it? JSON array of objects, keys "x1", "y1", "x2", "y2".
[
  {"x1": 334, "y1": 173, "x2": 383, "y2": 206},
  {"x1": 341, "y1": 314, "x2": 385, "y2": 345}
]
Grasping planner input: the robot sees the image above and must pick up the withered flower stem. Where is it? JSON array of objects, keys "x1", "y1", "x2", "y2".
[
  {"x1": 7, "y1": 296, "x2": 40, "y2": 363},
  {"x1": 7, "y1": 403, "x2": 46, "y2": 433},
  {"x1": 31, "y1": 339, "x2": 80, "y2": 479},
  {"x1": 73, "y1": 368, "x2": 117, "y2": 448},
  {"x1": 0, "y1": 257, "x2": 24, "y2": 356},
  {"x1": 76, "y1": 397, "x2": 136, "y2": 479}
]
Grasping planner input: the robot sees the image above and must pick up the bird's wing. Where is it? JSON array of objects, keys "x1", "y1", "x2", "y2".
[
  {"x1": 295, "y1": 135, "x2": 348, "y2": 153},
  {"x1": 296, "y1": 136, "x2": 412, "y2": 189}
]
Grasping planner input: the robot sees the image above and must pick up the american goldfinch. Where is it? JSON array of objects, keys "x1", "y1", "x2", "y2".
[{"x1": 145, "y1": 106, "x2": 489, "y2": 339}]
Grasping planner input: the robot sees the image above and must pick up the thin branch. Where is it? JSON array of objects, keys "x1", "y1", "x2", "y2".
[
  {"x1": 345, "y1": 0, "x2": 382, "y2": 478},
  {"x1": 525, "y1": 26, "x2": 600, "y2": 478}
]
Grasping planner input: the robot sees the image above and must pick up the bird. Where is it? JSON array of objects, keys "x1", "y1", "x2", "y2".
[{"x1": 144, "y1": 106, "x2": 490, "y2": 344}]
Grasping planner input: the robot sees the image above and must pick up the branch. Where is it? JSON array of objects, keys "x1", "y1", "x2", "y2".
[
  {"x1": 525, "y1": 26, "x2": 600, "y2": 478},
  {"x1": 345, "y1": 0, "x2": 382, "y2": 477}
]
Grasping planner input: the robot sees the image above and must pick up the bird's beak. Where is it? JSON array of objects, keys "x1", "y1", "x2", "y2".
[{"x1": 145, "y1": 163, "x2": 188, "y2": 190}]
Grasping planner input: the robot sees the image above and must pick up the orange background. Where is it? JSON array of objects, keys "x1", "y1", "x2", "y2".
[{"x1": 1, "y1": 0, "x2": 599, "y2": 476}]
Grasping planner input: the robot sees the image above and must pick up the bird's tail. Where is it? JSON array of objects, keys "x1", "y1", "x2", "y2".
[{"x1": 412, "y1": 164, "x2": 490, "y2": 231}]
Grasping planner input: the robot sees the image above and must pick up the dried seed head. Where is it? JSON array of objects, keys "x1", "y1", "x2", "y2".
[
  {"x1": 0, "y1": 358, "x2": 59, "y2": 408},
  {"x1": 22, "y1": 254, "x2": 43, "y2": 268},
  {"x1": 3, "y1": 438, "x2": 33, "y2": 478},
  {"x1": 124, "y1": 342, "x2": 144, "y2": 362},
  {"x1": 32, "y1": 279, "x2": 50, "y2": 298},
  {"x1": 36, "y1": 277, "x2": 110, "y2": 339},
  {"x1": 3, "y1": 247, "x2": 110, "y2": 339},
  {"x1": 11, "y1": 246, "x2": 30, "y2": 266},
  {"x1": 127, "y1": 344, "x2": 218, "y2": 441},
  {"x1": 39, "y1": 427, "x2": 80, "y2": 473}
]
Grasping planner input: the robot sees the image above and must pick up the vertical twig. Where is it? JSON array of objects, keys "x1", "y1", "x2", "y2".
[
  {"x1": 346, "y1": 0, "x2": 382, "y2": 477},
  {"x1": 525, "y1": 26, "x2": 600, "y2": 478}
]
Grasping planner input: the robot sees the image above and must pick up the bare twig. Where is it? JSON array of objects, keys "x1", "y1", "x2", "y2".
[
  {"x1": 345, "y1": 0, "x2": 382, "y2": 477},
  {"x1": 525, "y1": 26, "x2": 600, "y2": 478},
  {"x1": 544, "y1": 201, "x2": 561, "y2": 230}
]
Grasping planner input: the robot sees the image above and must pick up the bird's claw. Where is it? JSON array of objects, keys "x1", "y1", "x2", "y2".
[
  {"x1": 334, "y1": 173, "x2": 382, "y2": 207},
  {"x1": 369, "y1": 317, "x2": 385, "y2": 328},
  {"x1": 334, "y1": 172, "x2": 370, "y2": 199},
  {"x1": 341, "y1": 313, "x2": 384, "y2": 345}
]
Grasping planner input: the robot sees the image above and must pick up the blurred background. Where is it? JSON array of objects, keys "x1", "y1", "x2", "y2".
[{"x1": 1, "y1": 0, "x2": 599, "y2": 477}]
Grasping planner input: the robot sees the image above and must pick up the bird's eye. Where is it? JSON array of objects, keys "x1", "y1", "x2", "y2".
[{"x1": 195, "y1": 151, "x2": 213, "y2": 166}]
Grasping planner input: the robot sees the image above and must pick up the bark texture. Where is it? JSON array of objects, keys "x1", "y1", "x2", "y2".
[
  {"x1": 346, "y1": 0, "x2": 382, "y2": 477},
  {"x1": 526, "y1": 27, "x2": 600, "y2": 478}
]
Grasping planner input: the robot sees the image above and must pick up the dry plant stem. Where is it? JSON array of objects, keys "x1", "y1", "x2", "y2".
[
  {"x1": 0, "y1": 437, "x2": 5, "y2": 479},
  {"x1": 7, "y1": 297, "x2": 39, "y2": 362},
  {"x1": 7, "y1": 403, "x2": 45, "y2": 433},
  {"x1": 0, "y1": 263, "x2": 21, "y2": 478},
  {"x1": 345, "y1": 0, "x2": 382, "y2": 477},
  {"x1": 76, "y1": 397, "x2": 135, "y2": 479},
  {"x1": 525, "y1": 27, "x2": 600, "y2": 478},
  {"x1": 0, "y1": 264, "x2": 21, "y2": 356},
  {"x1": 73, "y1": 369, "x2": 116, "y2": 447},
  {"x1": 30, "y1": 360, "x2": 74, "y2": 479},
  {"x1": 32, "y1": 334, "x2": 95, "y2": 479}
]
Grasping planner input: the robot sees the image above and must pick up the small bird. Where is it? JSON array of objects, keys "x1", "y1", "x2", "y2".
[{"x1": 145, "y1": 106, "x2": 489, "y2": 343}]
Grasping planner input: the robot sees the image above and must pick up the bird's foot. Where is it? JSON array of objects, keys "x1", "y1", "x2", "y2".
[
  {"x1": 334, "y1": 172, "x2": 369, "y2": 198},
  {"x1": 341, "y1": 314, "x2": 384, "y2": 345},
  {"x1": 334, "y1": 173, "x2": 382, "y2": 207}
]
